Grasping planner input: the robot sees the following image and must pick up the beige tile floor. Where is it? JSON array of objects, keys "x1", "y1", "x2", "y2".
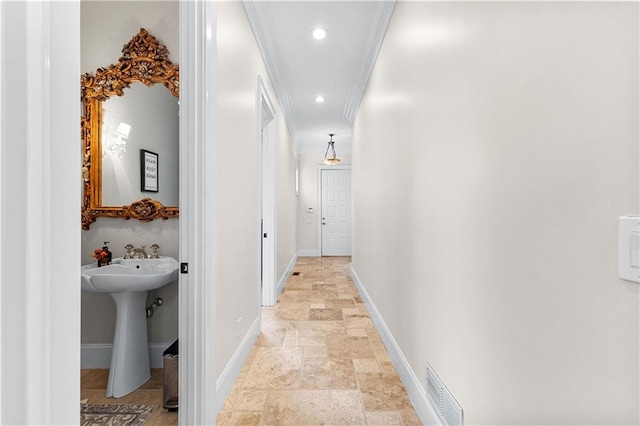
[
  {"x1": 81, "y1": 368, "x2": 178, "y2": 425},
  {"x1": 218, "y1": 256, "x2": 422, "y2": 426}
]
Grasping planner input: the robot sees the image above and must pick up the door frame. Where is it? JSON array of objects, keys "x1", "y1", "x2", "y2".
[
  {"x1": 316, "y1": 164, "x2": 352, "y2": 256},
  {"x1": 0, "y1": 1, "x2": 216, "y2": 423},
  {"x1": 257, "y1": 76, "x2": 277, "y2": 307},
  {"x1": 178, "y1": 1, "x2": 218, "y2": 424},
  {"x1": 0, "y1": 2, "x2": 81, "y2": 422}
]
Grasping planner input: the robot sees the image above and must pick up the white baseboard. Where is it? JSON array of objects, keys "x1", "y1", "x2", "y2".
[
  {"x1": 350, "y1": 267, "x2": 441, "y2": 426},
  {"x1": 81, "y1": 342, "x2": 174, "y2": 369},
  {"x1": 214, "y1": 317, "x2": 260, "y2": 413},
  {"x1": 277, "y1": 253, "x2": 299, "y2": 297},
  {"x1": 298, "y1": 249, "x2": 319, "y2": 257}
]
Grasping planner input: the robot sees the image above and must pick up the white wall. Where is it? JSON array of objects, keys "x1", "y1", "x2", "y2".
[
  {"x1": 215, "y1": 1, "x2": 298, "y2": 380},
  {"x1": 81, "y1": 1, "x2": 179, "y2": 347},
  {"x1": 298, "y1": 154, "x2": 351, "y2": 254},
  {"x1": 353, "y1": 2, "x2": 639, "y2": 424}
]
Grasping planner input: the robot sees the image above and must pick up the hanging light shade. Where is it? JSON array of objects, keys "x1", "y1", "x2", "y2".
[{"x1": 323, "y1": 133, "x2": 341, "y2": 166}]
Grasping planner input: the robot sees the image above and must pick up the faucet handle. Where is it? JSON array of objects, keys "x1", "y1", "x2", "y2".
[
  {"x1": 150, "y1": 243, "x2": 160, "y2": 259},
  {"x1": 124, "y1": 243, "x2": 134, "y2": 259}
]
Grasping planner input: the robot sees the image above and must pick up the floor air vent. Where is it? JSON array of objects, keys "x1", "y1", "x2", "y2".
[{"x1": 425, "y1": 361, "x2": 463, "y2": 426}]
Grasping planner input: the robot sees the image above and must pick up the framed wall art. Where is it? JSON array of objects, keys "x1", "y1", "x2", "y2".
[{"x1": 141, "y1": 149, "x2": 159, "y2": 192}]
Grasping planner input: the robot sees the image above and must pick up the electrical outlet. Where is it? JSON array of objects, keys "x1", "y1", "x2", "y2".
[{"x1": 237, "y1": 317, "x2": 242, "y2": 339}]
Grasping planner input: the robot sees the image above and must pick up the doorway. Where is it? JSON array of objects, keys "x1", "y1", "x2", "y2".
[
  {"x1": 258, "y1": 77, "x2": 277, "y2": 306},
  {"x1": 318, "y1": 166, "x2": 352, "y2": 256}
]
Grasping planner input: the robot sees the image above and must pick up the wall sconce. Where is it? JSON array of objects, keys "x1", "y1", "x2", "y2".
[
  {"x1": 323, "y1": 133, "x2": 340, "y2": 166},
  {"x1": 103, "y1": 120, "x2": 131, "y2": 157}
]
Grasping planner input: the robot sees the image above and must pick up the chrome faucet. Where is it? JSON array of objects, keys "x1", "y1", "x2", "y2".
[
  {"x1": 132, "y1": 245, "x2": 148, "y2": 259},
  {"x1": 123, "y1": 244, "x2": 135, "y2": 259}
]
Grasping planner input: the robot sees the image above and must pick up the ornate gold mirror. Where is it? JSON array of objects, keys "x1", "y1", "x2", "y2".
[{"x1": 81, "y1": 28, "x2": 179, "y2": 230}]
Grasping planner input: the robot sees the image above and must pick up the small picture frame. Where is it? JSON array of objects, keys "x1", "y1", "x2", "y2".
[{"x1": 140, "y1": 149, "x2": 159, "y2": 192}]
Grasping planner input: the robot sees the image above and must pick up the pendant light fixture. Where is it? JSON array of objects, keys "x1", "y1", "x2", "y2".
[{"x1": 323, "y1": 133, "x2": 341, "y2": 166}]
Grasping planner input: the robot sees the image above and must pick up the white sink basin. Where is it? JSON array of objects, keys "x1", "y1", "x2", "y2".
[
  {"x1": 81, "y1": 256, "x2": 179, "y2": 398},
  {"x1": 81, "y1": 257, "x2": 179, "y2": 293}
]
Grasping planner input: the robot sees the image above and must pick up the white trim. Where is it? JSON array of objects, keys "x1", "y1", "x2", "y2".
[
  {"x1": 351, "y1": 267, "x2": 441, "y2": 426},
  {"x1": 0, "y1": 2, "x2": 80, "y2": 423},
  {"x1": 258, "y1": 76, "x2": 278, "y2": 307},
  {"x1": 214, "y1": 317, "x2": 260, "y2": 413},
  {"x1": 81, "y1": 343, "x2": 174, "y2": 369},
  {"x1": 244, "y1": 1, "x2": 395, "y2": 145},
  {"x1": 179, "y1": 2, "x2": 218, "y2": 424},
  {"x1": 81, "y1": 344, "x2": 112, "y2": 369},
  {"x1": 277, "y1": 253, "x2": 299, "y2": 296},
  {"x1": 26, "y1": 4, "x2": 50, "y2": 421},
  {"x1": 342, "y1": 1, "x2": 396, "y2": 122},
  {"x1": 243, "y1": 1, "x2": 300, "y2": 145},
  {"x1": 317, "y1": 165, "x2": 352, "y2": 256},
  {"x1": 298, "y1": 249, "x2": 320, "y2": 257},
  {"x1": 0, "y1": 2, "x2": 4, "y2": 411},
  {"x1": 149, "y1": 343, "x2": 173, "y2": 370}
]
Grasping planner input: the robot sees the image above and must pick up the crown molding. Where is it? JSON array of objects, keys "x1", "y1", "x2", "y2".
[
  {"x1": 243, "y1": 1, "x2": 301, "y2": 145},
  {"x1": 343, "y1": 1, "x2": 396, "y2": 123}
]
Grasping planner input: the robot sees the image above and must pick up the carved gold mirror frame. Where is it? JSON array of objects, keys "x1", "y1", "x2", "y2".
[{"x1": 81, "y1": 28, "x2": 179, "y2": 230}]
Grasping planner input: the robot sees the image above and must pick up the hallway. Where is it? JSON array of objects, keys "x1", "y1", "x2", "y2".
[{"x1": 217, "y1": 257, "x2": 421, "y2": 425}]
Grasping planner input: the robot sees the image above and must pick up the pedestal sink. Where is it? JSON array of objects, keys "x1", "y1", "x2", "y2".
[{"x1": 81, "y1": 257, "x2": 179, "y2": 398}]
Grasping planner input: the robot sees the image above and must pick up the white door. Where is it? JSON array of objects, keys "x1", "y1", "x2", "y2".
[{"x1": 321, "y1": 168, "x2": 351, "y2": 256}]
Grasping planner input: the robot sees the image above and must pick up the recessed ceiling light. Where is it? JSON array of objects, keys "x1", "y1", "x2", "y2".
[
  {"x1": 315, "y1": 96, "x2": 325, "y2": 103},
  {"x1": 311, "y1": 27, "x2": 328, "y2": 40}
]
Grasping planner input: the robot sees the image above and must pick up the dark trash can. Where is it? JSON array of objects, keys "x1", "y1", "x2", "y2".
[{"x1": 163, "y1": 339, "x2": 179, "y2": 411}]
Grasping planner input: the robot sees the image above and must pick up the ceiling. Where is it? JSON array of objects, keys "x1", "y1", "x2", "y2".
[{"x1": 244, "y1": 1, "x2": 395, "y2": 156}]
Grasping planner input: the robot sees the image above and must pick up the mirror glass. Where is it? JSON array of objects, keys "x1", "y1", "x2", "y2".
[
  {"x1": 81, "y1": 28, "x2": 179, "y2": 229},
  {"x1": 101, "y1": 84, "x2": 179, "y2": 206}
]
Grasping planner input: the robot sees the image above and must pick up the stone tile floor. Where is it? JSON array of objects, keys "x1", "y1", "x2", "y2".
[
  {"x1": 217, "y1": 256, "x2": 422, "y2": 425},
  {"x1": 81, "y1": 368, "x2": 178, "y2": 425}
]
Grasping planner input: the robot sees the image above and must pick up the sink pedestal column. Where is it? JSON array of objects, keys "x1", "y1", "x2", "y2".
[{"x1": 106, "y1": 291, "x2": 151, "y2": 398}]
